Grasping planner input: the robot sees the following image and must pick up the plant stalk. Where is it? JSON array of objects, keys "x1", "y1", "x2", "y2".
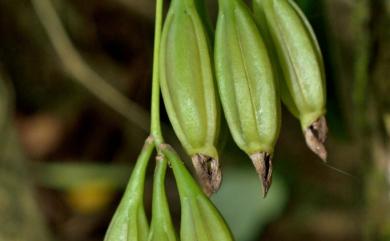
[{"x1": 150, "y1": 0, "x2": 165, "y2": 146}]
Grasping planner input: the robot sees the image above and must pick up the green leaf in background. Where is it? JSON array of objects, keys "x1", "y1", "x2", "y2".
[
  {"x1": 212, "y1": 168, "x2": 288, "y2": 241},
  {"x1": 33, "y1": 162, "x2": 130, "y2": 190},
  {"x1": 34, "y1": 162, "x2": 132, "y2": 214}
]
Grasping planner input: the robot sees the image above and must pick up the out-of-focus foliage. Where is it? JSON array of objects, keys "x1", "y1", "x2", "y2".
[
  {"x1": 212, "y1": 168, "x2": 287, "y2": 241},
  {"x1": 0, "y1": 71, "x2": 50, "y2": 241},
  {"x1": 0, "y1": 0, "x2": 389, "y2": 241}
]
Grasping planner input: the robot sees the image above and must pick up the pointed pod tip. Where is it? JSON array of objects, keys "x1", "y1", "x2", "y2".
[
  {"x1": 304, "y1": 116, "x2": 328, "y2": 162},
  {"x1": 250, "y1": 152, "x2": 273, "y2": 198},
  {"x1": 191, "y1": 154, "x2": 222, "y2": 196}
]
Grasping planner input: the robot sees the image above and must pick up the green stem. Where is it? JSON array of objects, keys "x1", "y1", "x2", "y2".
[
  {"x1": 161, "y1": 144, "x2": 202, "y2": 197},
  {"x1": 150, "y1": 0, "x2": 165, "y2": 146},
  {"x1": 125, "y1": 137, "x2": 155, "y2": 198}
]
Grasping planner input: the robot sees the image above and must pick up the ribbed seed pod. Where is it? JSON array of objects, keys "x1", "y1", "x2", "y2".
[
  {"x1": 253, "y1": 0, "x2": 328, "y2": 161},
  {"x1": 214, "y1": 0, "x2": 280, "y2": 197},
  {"x1": 161, "y1": 144, "x2": 234, "y2": 241},
  {"x1": 160, "y1": 0, "x2": 221, "y2": 195}
]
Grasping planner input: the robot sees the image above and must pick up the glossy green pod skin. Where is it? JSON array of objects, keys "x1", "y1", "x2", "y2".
[
  {"x1": 160, "y1": 0, "x2": 221, "y2": 195},
  {"x1": 160, "y1": 144, "x2": 234, "y2": 241},
  {"x1": 253, "y1": 0, "x2": 328, "y2": 160},
  {"x1": 104, "y1": 137, "x2": 154, "y2": 241},
  {"x1": 214, "y1": 0, "x2": 280, "y2": 196}
]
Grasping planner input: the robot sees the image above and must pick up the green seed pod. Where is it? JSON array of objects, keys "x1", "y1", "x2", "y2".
[
  {"x1": 160, "y1": 144, "x2": 234, "y2": 241},
  {"x1": 104, "y1": 137, "x2": 154, "y2": 241},
  {"x1": 253, "y1": 0, "x2": 328, "y2": 160},
  {"x1": 160, "y1": 0, "x2": 221, "y2": 195},
  {"x1": 148, "y1": 155, "x2": 177, "y2": 241},
  {"x1": 214, "y1": 0, "x2": 280, "y2": 196}
]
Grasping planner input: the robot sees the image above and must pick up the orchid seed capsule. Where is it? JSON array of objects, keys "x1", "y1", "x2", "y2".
[
  {"x1": 253, "y1": 0, "x2": 328, "y2": 161},
  {"x1": 160, "y1": 0, "x2": 221, "y2": 195},
  {"x1": 214, "y1": 0, "x2": 280, "y2": 197}
]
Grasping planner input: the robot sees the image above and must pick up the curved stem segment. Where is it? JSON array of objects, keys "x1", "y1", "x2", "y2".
[
  {"x1": 160, "y1": 144, "x2": 202, "y2": 197},
  {"x1": 150, "y1": 0, "x2": 165, "y2": 146},
  {"x1": 31, "y1": 0, "x2": 150, "y2": 131}
]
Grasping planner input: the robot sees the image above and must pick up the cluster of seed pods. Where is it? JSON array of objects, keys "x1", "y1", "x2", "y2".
[
  {"x1": 161, "y1": 0, "x2": 327, "y2": 197},
  {"x1": 105, "y1": 0, "x2": 328, "y2": 240}
]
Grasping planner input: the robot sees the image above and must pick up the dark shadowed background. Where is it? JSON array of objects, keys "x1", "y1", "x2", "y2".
[{"x1": 0, "y1": 0, "x2": 389, "y2": 241}]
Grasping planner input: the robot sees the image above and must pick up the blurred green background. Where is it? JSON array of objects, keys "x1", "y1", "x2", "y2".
[{"x1": 0, "y1": 0, "x2": 389, "y2": 241}]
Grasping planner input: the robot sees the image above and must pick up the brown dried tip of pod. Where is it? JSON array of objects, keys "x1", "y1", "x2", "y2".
[
  {"x1": 304, "y1": 116, "x2": 328, "y2": 162},
  {"x1": 250, "y1": 152, "x2": 273, "y2": 198},
  {"x1": 191, "y1": 154, "x2": 222, "y2": 196}
]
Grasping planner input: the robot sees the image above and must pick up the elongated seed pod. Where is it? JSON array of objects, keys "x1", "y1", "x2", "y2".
[
  {"x1": 253, "y1": 0, "x2": 328, "y2": 160},
  {"x1": 214, "y1": 0, "x2": 280, "y2": 197},
  {"x1": 160, "y1": 0, "x2": 221, "y2": 195}
]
